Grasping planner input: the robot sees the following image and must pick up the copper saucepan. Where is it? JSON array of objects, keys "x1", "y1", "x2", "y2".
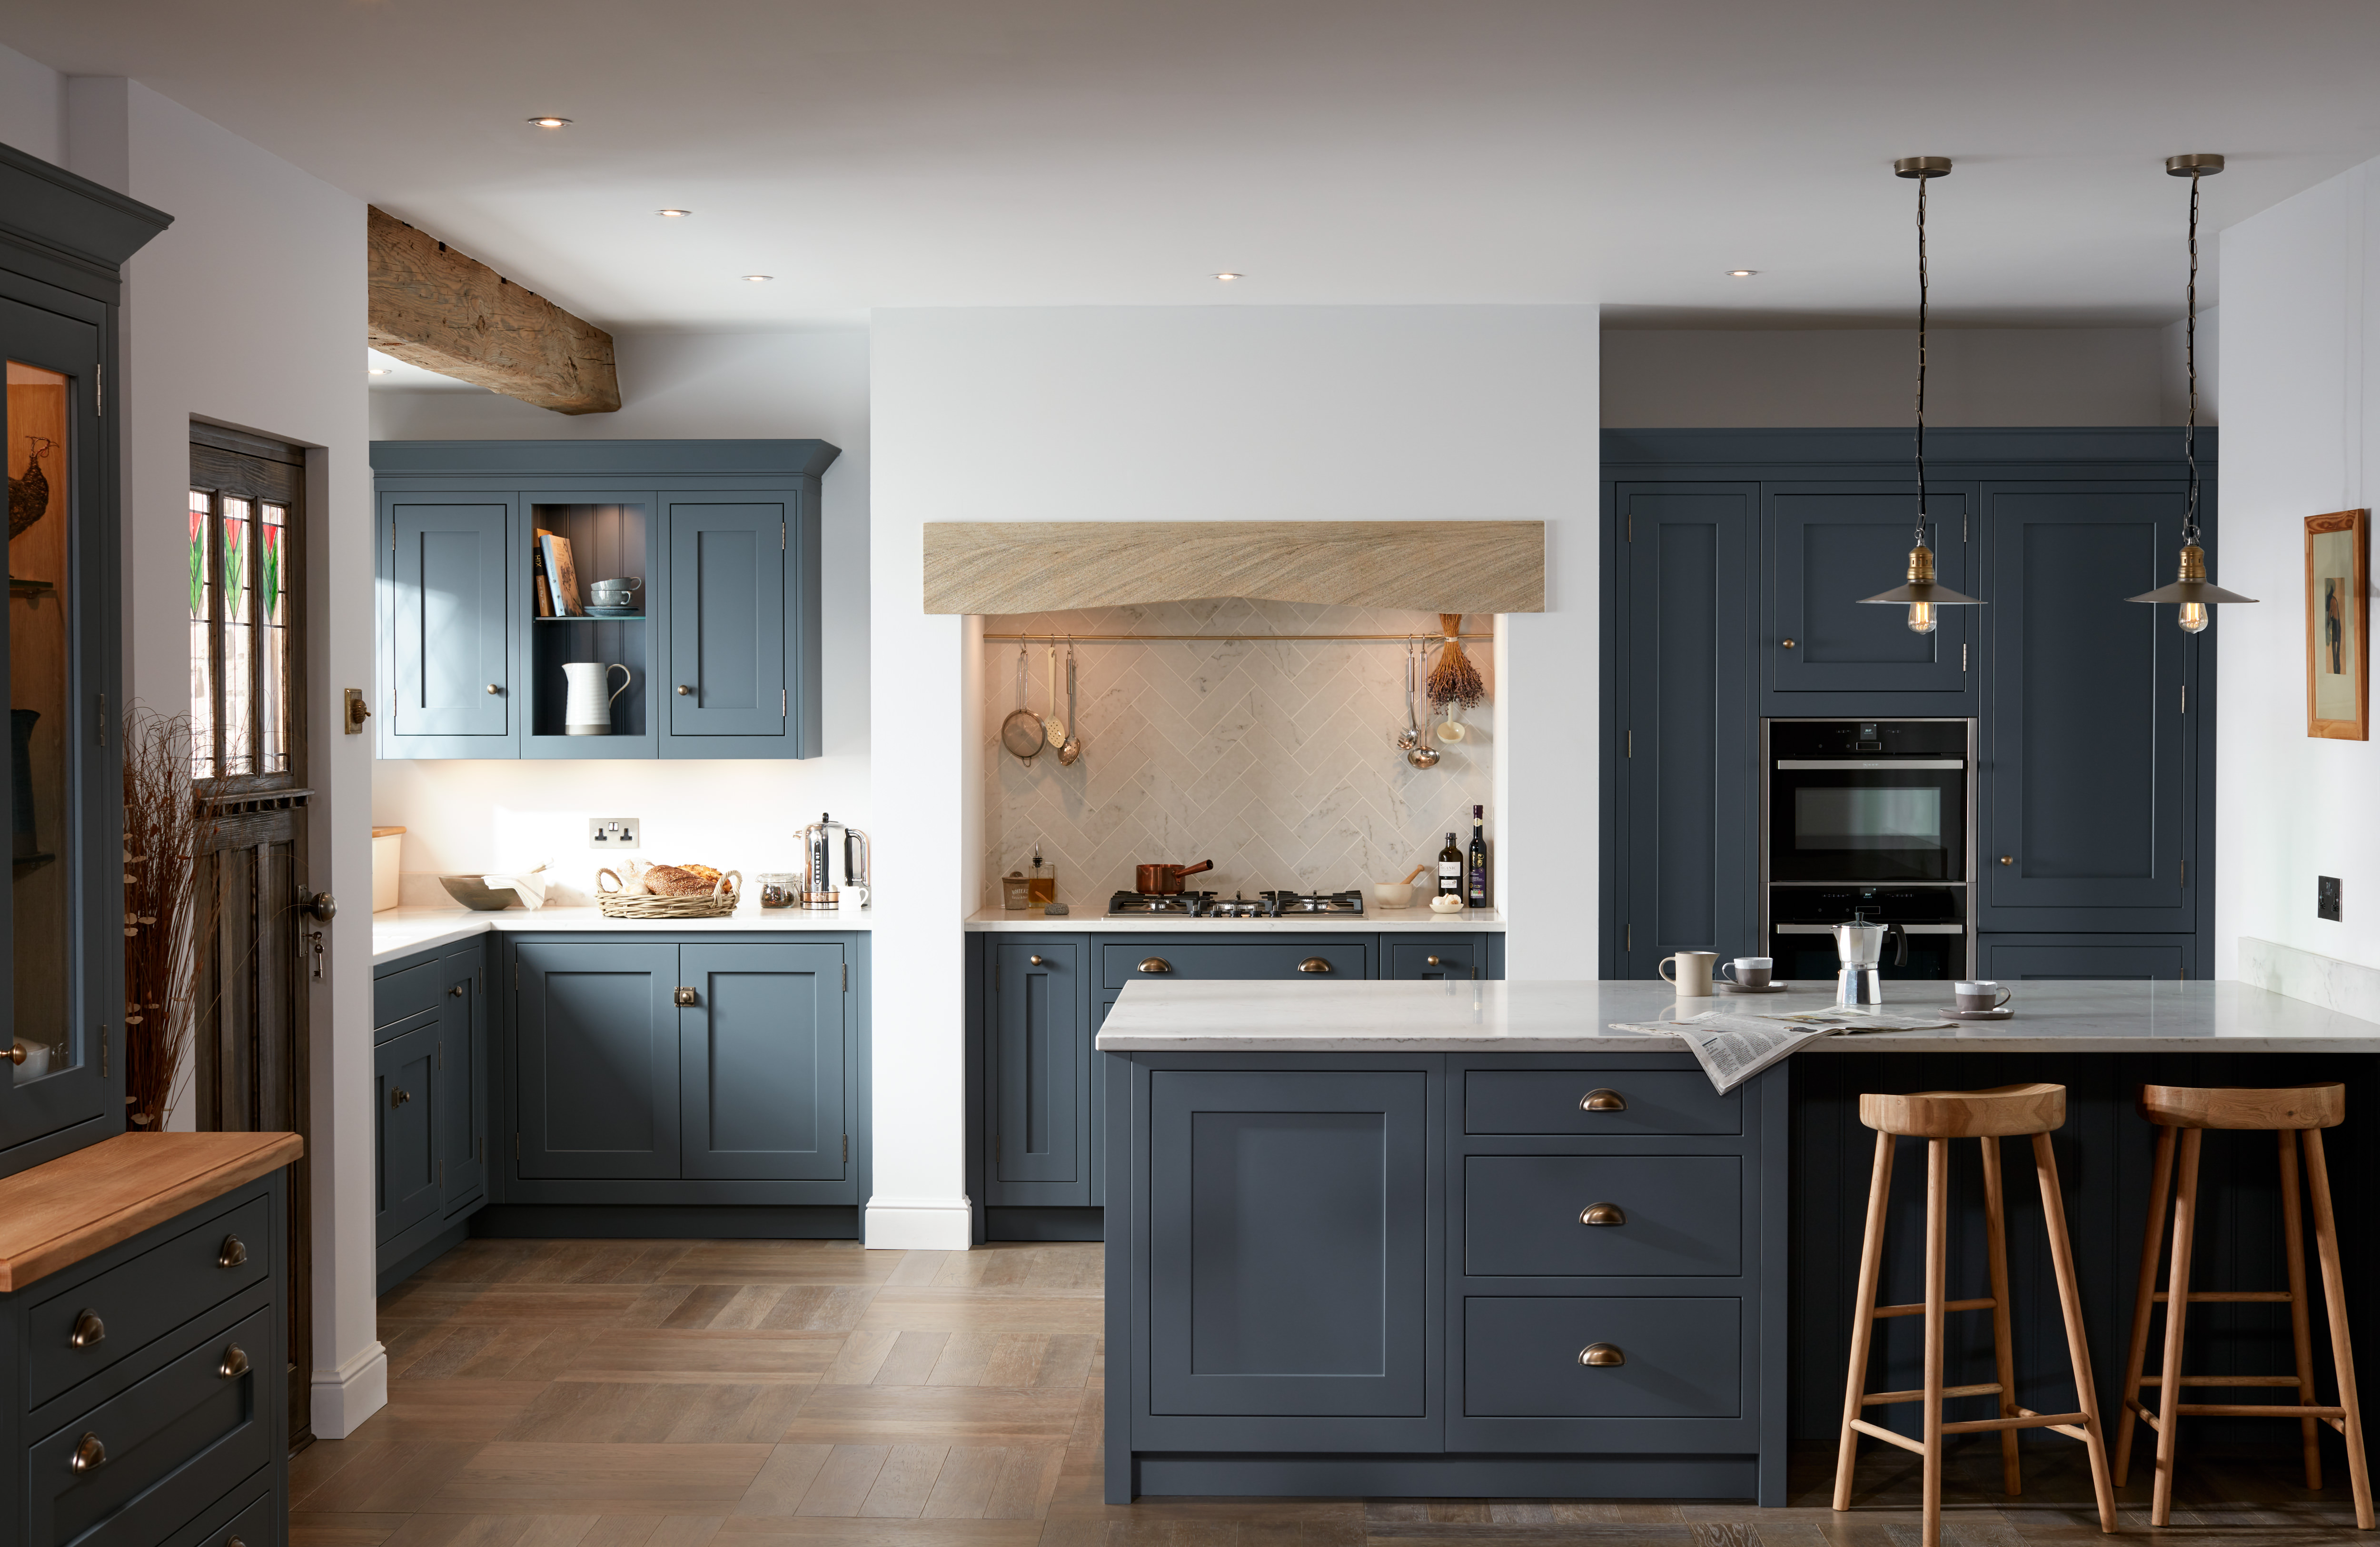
[{"x1": 1134, "y1": 859, "x2": 1213, "y2": 894}]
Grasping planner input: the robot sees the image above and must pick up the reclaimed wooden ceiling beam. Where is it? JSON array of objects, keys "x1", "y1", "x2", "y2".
[
  {"x1": 366, "y1": 206, "x2": 620, "y2": 415},
  {"x1": 923, "y1": 520, "x2": 1545, "y2": 614}
]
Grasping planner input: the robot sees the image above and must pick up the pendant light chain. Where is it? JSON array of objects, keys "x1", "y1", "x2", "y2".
[
  {"x1": 1914, "y1": 169, "x2": 1931, "y2": 546},
  {"x1": 2183, "y1": 170, "x2": 2202, "y2": 548}
]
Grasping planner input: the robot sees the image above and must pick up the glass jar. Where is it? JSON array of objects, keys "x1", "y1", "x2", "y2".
[{"x1": 757, "y1": 873, "x2": 798, "y2": 909}]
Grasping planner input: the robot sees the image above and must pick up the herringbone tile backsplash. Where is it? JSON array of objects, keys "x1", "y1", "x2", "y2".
[{"x1": 982, "y1": 600, "x2": 1494, "y2": 910}]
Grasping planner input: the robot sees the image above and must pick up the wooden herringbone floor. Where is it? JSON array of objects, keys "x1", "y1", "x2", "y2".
[{"x1": 290, "y1": 1239, "x2": 2374, "y2": 1546}]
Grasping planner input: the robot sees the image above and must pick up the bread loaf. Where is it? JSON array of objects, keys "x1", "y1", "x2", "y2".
[{"x1": 644, "y1": 865, "x2": 714, "y2": 897}]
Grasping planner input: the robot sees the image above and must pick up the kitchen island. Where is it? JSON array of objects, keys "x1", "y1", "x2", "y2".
[{"x1": 1095, "y1": 979, "x2": 2380, "y2": 1505}]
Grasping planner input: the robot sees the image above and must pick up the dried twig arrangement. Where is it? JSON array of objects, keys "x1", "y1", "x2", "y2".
[
  {"x1": 122, "y1": 708, "x2": 216, "y2": 1129},
  {"x1": 1427, "y1": 612, "x2": 1486, "y2": 709}
]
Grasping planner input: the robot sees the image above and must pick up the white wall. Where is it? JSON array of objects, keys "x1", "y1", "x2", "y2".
[
  {"x1": 1601, "y1": 327, "x2": 2184, "y2": 428},
  {"x1": 869, "y1": 306, "x2": 1597, "y2": 1248},
  {"x1": 2214, "y1": 156, "x2": 2380, "y2": 979},
  {"x1": 0, "y1": 42, "x2": 60, "y2": 163},
  {"x1": 367, "y1": 330, "x2": 872, "y2": 892}
]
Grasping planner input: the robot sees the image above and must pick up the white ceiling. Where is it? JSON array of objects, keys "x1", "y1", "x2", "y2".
[{"x1": 10, "y1": 0, "x2": 2380, "y2": 333}]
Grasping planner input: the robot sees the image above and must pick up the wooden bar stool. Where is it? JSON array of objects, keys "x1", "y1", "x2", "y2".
[
  {"x1": 1834, "y1": 1082, "x2": 2117, "y2": 1547},
  {"x1": 2113, "y1": 1082, "x2": 2373, "y2": 1529}
]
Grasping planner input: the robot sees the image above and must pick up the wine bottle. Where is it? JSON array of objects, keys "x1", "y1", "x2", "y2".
[
  {"x1": 1467, "y1": 805, "x2": 1488, "y2": 908},
  {"x1": 1438, "y1": 832, "x2": 1462, "y2": 899}
]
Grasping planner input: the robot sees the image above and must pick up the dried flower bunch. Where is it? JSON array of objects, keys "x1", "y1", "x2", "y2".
[
  {"x1": 1427, "y1": 612, "x2": 1486, "y2": 709},
  {"x1": 122, "y1": 708, "x2": 217, "y2": 1130}
]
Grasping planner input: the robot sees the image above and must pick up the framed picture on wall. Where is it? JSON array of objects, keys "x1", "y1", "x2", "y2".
[{"x1": 2306, "y1": 508, "x2": 2369, "y2": 740}]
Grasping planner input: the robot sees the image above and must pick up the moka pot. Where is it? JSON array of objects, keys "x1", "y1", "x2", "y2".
[{"x1": 1831, "y1": 916, "x2": 1906, "y2": 1008}]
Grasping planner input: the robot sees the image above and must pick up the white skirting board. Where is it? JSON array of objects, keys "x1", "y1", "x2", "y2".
[
  {"x1": 2239, "y1": 937, "x2": 2380, "y2": 1028},
  {"x1": 311, "y1": 1340, "x2": 389, "y2": 1439},
  {"x1": 865, "y1": 1195, "x2": 975, "y2": 1251}
]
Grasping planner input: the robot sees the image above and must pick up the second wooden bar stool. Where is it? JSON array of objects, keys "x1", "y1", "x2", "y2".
[
  {"x1": 2113, "y1": 1082, "x2": 2373, "y2": 1529},
  {"x1": 1835, "y1": 1083, "x2": 2117, "y2": 1547}
]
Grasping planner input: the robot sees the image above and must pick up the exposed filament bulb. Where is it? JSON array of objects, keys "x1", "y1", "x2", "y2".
[
  {"x1": 1906, "y1": 602, "x2": 1938, "y2": 635},
  {"x1": 2179, "y1": 602, "x2": 2210, "y2": 634}
]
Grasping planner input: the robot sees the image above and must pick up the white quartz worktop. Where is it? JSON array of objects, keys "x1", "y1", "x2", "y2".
[
  {"x1": 372, "y1": 904, "x2": 872, "y2": 965},
  {"x1": 964, "y1": 907, "x2": 1504, "y2": 933},
  {"x1": 1093, "y1": 978, "x2": 2380, "y2": 1053}
]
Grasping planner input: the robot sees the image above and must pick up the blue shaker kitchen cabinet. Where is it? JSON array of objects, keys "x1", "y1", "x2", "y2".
[
  {"x1": 375, "y1": 1012, "x2": 441, "y2": 1247},
  {"x1": 663, "y1": 492, "x2": 821, "y2": 757},
  {"x1": 681, "y1": 943, "x2": 847, "y2": 1181},
  {"x1": 514, "y1": 941, "x2": 683, "y2": 1180},
  {"x1": 1387, "y1": 938, "x2": 1482, "y2": 979},
  {"x1": 990, "y1": 940, "x2": 1089, "y2": 1205},
  {"x1": 1975, "y1": 933, "x2": 2196, "y2": 981},
  {"x1": 441, "y1": 944, "x2": 489, "y2": 1212},
  {"x1": 1768, "y1": 486, "x2": 1973, "y2": 697},
  {"x1": 381, "y1": 495, "x2": 517, "y2": 757}
]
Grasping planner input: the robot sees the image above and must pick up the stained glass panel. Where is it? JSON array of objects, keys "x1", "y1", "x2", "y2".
[{"x1": 189, "y1": 489, "x2": 214, "y2": 778}]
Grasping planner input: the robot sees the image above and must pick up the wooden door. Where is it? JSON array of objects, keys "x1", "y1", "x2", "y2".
[
  {"x1": 680, "y1": 942, "x2": 845, "y2": 1181},
  {"x1": 388, "y1": 498, "x2": 512, "y2": 741},
  {"x1": 1616, "y1": 485, "x2": 1760, "y2": 976},
  {"x1": 514, "y1": 940, "x2": 680, "y2": 1179},
  {"x1": 188, "y1": 423, "x2": 314, "y2": 1443},
  {"x1": 664, "y1": 499, "x2": 786, "y2": 740},
  {"x1": 989, "y1": 940, "x2": 1084, "y2": 1203},
  {"x1": 1983, "y1": 484, "x2": 2195, "y2": 924},
  {"x1": 1769, "y1": 486, "x2": 1973, "y2": 695},
  {"x1": 374, "y1": 1014, "x2": 440, "y2": 1244}
]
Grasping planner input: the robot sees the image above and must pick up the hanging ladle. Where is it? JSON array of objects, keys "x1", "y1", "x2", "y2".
[
  {"x1": 1042, "y1": 643, "x2": 1067, "y2": 747},
  {"x1": 1057, "y1": 644, "x2": 1082, "y2": 766},
  {"x1": 1394, "y1": 639, "x2": 1423, "y2": 752},
  {"x1": 1405, "y1": 637, "x2": 1440, "y2": 769}
]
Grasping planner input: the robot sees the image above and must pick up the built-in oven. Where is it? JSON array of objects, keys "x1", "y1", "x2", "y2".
[{"x1": 1761, "y1": 719, "x2": 1975, "y2": 981}]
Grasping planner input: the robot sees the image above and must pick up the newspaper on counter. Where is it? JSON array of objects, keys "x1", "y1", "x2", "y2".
[{"x1": 1605, "y1": 1008, "x2": 1954, "y2": 1094}]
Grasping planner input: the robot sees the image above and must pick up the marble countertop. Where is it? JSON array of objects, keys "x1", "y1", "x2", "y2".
[
  {"x1": 1093, "y1": 978, "x2": 2380, "y2": 1053},
  {"x1": 372, "y1": 904, "x2": 871, "y2": 965},
  {"x1": 965, "y1": 907, "x2": 1504, "y2": 933}
]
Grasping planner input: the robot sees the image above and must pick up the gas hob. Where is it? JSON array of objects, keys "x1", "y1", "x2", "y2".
[{"x1": 1104, "y1": 889, "x2": 1365, "y2": 919}]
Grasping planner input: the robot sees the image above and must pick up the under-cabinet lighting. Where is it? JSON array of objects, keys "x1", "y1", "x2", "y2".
[
  {"x1": 368, "y1": 368, "x2": 393, "y2": 376},
  {"x1": 1727, "y1": 269, "x2": 1758, "y2": 277},
  {"x1": 1214, "y1": 272, "x2": 1242, "y2": 281},
  {"x1": 741, "y1": 274, "x2": 774, "y2": 283},
  {"x1": 527, "y1": 116, "x2": 572, "y2": 129},
  {"x1": 657, "y1": 209, "x2": 692, "y2": 218}
]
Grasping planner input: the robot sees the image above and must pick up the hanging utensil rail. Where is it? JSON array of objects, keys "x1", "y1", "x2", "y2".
[{"x1": 981, "y1": 631, "x2": 1492, "y2": 643}]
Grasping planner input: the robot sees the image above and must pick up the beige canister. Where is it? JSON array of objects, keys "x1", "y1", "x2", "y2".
[{"x1": 372, "y1": 826, "x2": 404, "y2": 912}]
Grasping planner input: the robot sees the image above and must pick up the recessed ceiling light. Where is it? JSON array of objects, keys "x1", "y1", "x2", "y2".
[
  {"x1": 368, "y1": 368, "x2": 393, "y2": 376},
  {"x1": 1214, "y1": 272, "x2": 1243, "y2": 282},
  {"x1": 527, "y1": 115, "x2": 571, "y2": 129},
  {"x1": 1727, "y1": 269, "x2": 1758, "y2": 278},
  {"x1": 742, "y1": 274, "x2": 774, "y2": 283},
  {"x1": 657, "y1": 209, "x2": 692, "y2": 218}
]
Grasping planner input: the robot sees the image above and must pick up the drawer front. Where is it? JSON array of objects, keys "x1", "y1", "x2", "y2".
[
  {"x1": 1464, "y1": 1297, "x2": 1741, "y2": 1418},
  {"x1": 169, "y1": 1470, "x2": 275, "y2": 1547},
  {"x1": 1466, "y1": 1156, "x2": 1741, "y2": 1277},
  {"x1": 28, "y1": 1194, "x2": 270, "y2": 1411},
  {"x1": 1465, "y1": 1068, "x2": 1740, "y2": 1136},
  {"x1": 1387, "y1": 940, "x2": 1477, "y2": 980},
  {"x1": 31, "y1": 1302, "x2": 275, "y2": 1547},
  {"x1": 374, "y1": 957, "x2": 445, "y2": 1031},
  {"x1": 1102, "y1": 941, "x2": 1369, "y2": 989}
]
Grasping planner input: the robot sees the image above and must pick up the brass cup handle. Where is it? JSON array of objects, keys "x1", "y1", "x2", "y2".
[
  {"x1": 71, "y1": 1433, "x2": 106, "y2": 1472},
  {"x1": 1298, "y1": 958, "x2": 1332, "y2": 974},
  {"x1": 1138, "y1": 958, "x2": 1172, "y2": 974},
  {"x1": 3, "y1": 1042, "x2": 24, "y2": 1065},
  {"x1": 1579, "y1": 1202, "x2": 1626, "y2": 1227},
  {"x1": 218, "y1": 1343, "x2": 250, "y2": 1380},
  {"x1": 391, "y1": 1088, "x2": 411, "y2": 1108},
  {"x1": 1579, "y1": 1343, "x2": 1626, "y2": 1367},
  {"x1": 218, "y1": 1235, "x2": 248, "y2": 1268},
  {"x1": 69, "y1": 1310, "x2": 104, "y2": 1348},
  {"x1": 1029, "y1": 955, "x2": 1046, "y2": 966},
  {"x1": 674, "y1": 987, "x2": 698, "y2": 1006},
  {"x1": 676, "y1": 684, "x2": 694, "y2": 695},
  {"x1": 1580, "y1": 1088, "x2": 1626, "y2": 1112}
]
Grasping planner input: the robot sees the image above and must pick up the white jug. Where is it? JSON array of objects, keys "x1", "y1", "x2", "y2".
[{"x1": 563, "y1": 662, "x2": 630, "y2": 735}]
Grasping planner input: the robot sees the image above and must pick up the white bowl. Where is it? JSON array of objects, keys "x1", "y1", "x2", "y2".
[
  {"x1": 1428, "y1": 894, "x2": 1465, "y2": 914},
  {"x1": 1370, "y1": 881, "x2": 1417, "y2": 910}
]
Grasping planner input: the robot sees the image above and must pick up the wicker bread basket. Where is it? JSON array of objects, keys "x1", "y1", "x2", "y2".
[{"x1": 595, "y1": 867, "x2": 742, "y2": 919}]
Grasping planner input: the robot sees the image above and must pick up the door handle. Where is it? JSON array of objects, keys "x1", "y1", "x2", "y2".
[
  {"x1": 217, "y1": 1235, "x2": 248, "y2": 1268},
  {"x1": 1138, "y1": 958, "x2": 1171, "y2": 974},
  {"x1": 70, "y1": 1433, "x2": 106, "y2": 1472},
  {"x1": 1579, "y1": 1203, "x2": 1626, "y2": 1227},
  {"x1": 1781, "y1": 638, "x2": 1796, "y2": 649},
  {"x1": 486, "y1": 683, "x2": 501, "y2": 694},
  {"x1": 299, "y1": 890, "x2": 337, "y2": 922},
  {"x1": 391, "y1": 1088, "x2": 411, "y2": 1108},
  {"x1": 1578, "y1": 1343, "x2": 1626, "y2": 1367},
  {"x1": 1425, "y1": 955, "x2": 1442, "y2": 966},
  {"x1": 449, "y1": 984, "x2": 466, "y2": 997},
  {"x1": 4, "y1": 1041, "x2": 25, "y2": 1065},
  {"x1": 676, "y1": 684, "x2": 694, "y2": 695},
  {"x1": 218, "y1": 1343, "x2": 250, "y2": 1379},
  {"x1": 2000, "y1": 855, "x2": 2014, "y2": 865},
  {"x1": 1298, "y1": 958, "x2": 1332, "y2": 974},
  {"x1": 69, "y1": 1310, "x2": 103, "y2": 1348},
  {"x1": 1028, "y1": 955, "x2": 1046, "y2": 966},
  {"x1": 1580, "y1": 1088, "x2": 1626, "y2": 1112},
  {"x1": 675, "y1": 987, "x2": 698, "y2": 1006}
]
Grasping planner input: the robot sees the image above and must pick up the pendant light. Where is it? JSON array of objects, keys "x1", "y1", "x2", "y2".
[
  {"x1": 1860, "y1": 156, "x2": 1983, "y2": 633},
  {"x1": 2127, "y1": 153, "x2": 2255, "y2": 630}
]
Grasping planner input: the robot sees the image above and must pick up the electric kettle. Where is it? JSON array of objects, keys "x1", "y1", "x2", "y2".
[
  {"x1": 797, "y1": 812, "x2": 871, "y2": 910},
  {"x1": 1831, "y1": 913, "x2": 1906, "y2": 1008}
]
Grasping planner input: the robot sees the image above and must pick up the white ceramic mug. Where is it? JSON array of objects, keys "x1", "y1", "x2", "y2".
[
  {"x1": 1659, "y1": 950, "x2": 1720, "y2": 997},
  {"x1": 1955, "y1": 979, "x2": 2012, "y2": 1012},
  {"x1": 1716, "y1": 956, "x2": 1773, "y2": 988}
]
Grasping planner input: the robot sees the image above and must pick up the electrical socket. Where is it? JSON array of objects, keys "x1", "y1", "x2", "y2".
[
  {"x1": 588, "y1": 817, "x2": 642, "y2": 849},
  {"x1": 2320, "y1": 876, "x2": 2342, "y2": 922}
]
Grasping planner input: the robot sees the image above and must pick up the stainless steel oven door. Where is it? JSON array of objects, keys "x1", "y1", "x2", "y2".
[
  {"x1": 1769, "y1": 760, "x2": 1966, "y2": 882},
  {"x1": 1771, "y1": 923, "x2": 1967, "y2": 982}
]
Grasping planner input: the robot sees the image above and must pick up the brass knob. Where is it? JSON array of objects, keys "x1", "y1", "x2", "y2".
[
  {"x1": 1139, "y1": 957, "x2": 1172, "y2": 974},
  {"x1": 69, "y1": 1310, "x2": 104, "y2": 1348},
  {"x1": 217, "y1": 1235, "x2": 248, "y2": 1268},
  {"x1": 300, "y1": 890, "x2": 337, "y2": 921},
  {"x1": 1298, "y1": 958, "x2": 1332, "y2": 974},
  {"x1": 1028, "y1": 955, "x2": 1046, "y2": 966},
  {"x1": 1781, "y1": 639, "x2": 1796, "y2": 649},
  {"x1": 3, "y1": 1042, "x2": 24, "y2": 1065},
  {"x1": 1580, "y1": 1088, "x2": 1626, "y2": 1112},
  {"x1": 486, "y1": 683, "x2": 501, "y2": 694},
  {"x1": 1579, "y1": 1343, "x2": 1626, "y2": 1367},
  {"x1": 2000, "y1": 855, "x2": 2014, "y2": 865},
  {"x1": 1426, "y1": 955, "x2": 1442, "y2": 966},
  {"x1": 71, "y1": 1433, "x2": 106, "y2": 1472},
  {"x1": 218, "y1": 1343, "x2": 250, "y2": 1380},
  {"x1": 677, "y1": 684, "x2": 694, "y2": 695},
  {"x1": 675, "y1": 987, "x2": 698, "y2": 1006},
  {"x1": 449, "y1": 984, "x2": 465, "y2": 997},
  {"x1": 1580, "y1": 1202, "x2": 1626, "y2": 1227},
  {"x1": 391, "y1": 1088, "x2": 410, "y2": 1108}
]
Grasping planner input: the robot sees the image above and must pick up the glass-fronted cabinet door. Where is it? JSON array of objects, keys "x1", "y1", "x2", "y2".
[{"x1": 1, "y1": 294, "x2": 119, "y2": 1157}]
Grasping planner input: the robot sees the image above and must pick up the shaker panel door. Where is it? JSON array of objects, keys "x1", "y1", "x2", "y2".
[
  {"x1": 1616, "y1": 485, "x2": 1759, "y2": 977},
  {"x1": 376, "y1": 1016, "x2": 441, "y2": 1244},
  {"x1": 515, "y1": 941, "x2": 682, "y2": 1179},
  {"x1": 665, "y1": 499, "x2": 787, "y2": 739},
  {"x1": 441, "y1": 948, "x2": 488, "y2": 1210},
  {"x1": 991, "y1": 941, "x2": 1085, "y2": 1203},
  {"x1": 390, "y1": 499, "x2": 512, "y2": 739},
  {"x1": 1770, "y1": 488, "x2": 1972, "y2": 694},
  {"x1": 681, "y1": 942, "x2": 847, "y2": 1180},
  {"x1": 1983, "y1": 484, "x2": 2195, "y2": 920}
]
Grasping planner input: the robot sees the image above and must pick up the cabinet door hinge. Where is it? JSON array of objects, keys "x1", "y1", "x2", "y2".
[
  {"x1": 99, "y1": 1024, "x2": 108, "y2": 1078},
  {"x1": 95, "y1": 361, "x2": 103, "y2": 416},
  {"x1": 842, "y1": 963, "x2": 848, "y2": 991},
  {"x1": 782, "y1": 688, "x2": 787, "y2": 719},
  {"x1": 1963, "y1": 512, "x2": 1969, "y2": 542},
  {"x1": 1626, "y1": 729, "x2": 1633, "y2": 758},
  {"x1": 2181, "y1": 683, "x2": 2187, "y2": 714},
  {"x1": 842, "y1": 1134, "x2": 848, "y2": 1163},
  {"x1": 1962, "y1": 643, "x2": 1968, "y2": 672},
  {"x1": 436, "y1": 1038, "x2": 443, "y2": 1069},
  {"x1": 1625, "y1": 924, "x2": 1633, "y2": 951},
  {"x1": 781, "y1": 521, "x2": 787, "y2": 550}
]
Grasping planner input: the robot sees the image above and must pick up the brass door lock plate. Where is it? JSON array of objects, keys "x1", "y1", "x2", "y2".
[
  {"x1": 675, "y1": 987, "x2": 698, "y2": 1006},
  {"x1": 344, "y1": 688, "x2": 372, "y2": 734}
]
